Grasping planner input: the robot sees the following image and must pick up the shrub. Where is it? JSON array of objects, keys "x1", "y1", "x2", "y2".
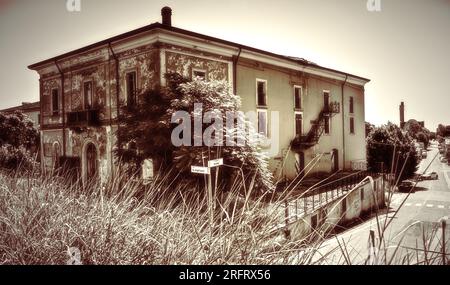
[{"x1": 0, "y1": 144, "x2": 35, "y2": 172}]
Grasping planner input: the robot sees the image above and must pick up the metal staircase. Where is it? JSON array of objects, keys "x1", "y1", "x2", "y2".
[{"x1": 291, "y1": 102, "x2": 340, "y2": 151}]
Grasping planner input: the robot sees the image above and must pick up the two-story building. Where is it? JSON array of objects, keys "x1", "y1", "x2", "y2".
[{"x1": 28, "y1": 7, "x2": 369, "y2": 184}]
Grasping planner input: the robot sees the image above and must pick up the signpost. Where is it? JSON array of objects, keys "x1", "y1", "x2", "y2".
[
  {"x1": 208, "y1": 158, "x2": 223, "y2": 168},
  {"x1": 191, "y1": 158, "x2": 223, "y2": 226},
  {"x1": 190, "y1": 166, "x2": 211, "y2": 175}
]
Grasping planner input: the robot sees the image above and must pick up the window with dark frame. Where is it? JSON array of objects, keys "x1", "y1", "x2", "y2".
[
  {"x1": 349, "y1": 96, "x2": 354, "y2": 114},
  {"x1": 257, "y1": 80, "x2": 267, "y2": 106},
  {"x1": 51, "y1": 89, "x2": 59, "y2": 116},
  {"x1": 294, "y1": 87, "x2": 302, "y2": 109},
  {"x1": 295, "y1": 113, "x2": 303, "y2": 136},
  {"x1": 323, "y1": 91, "x2": 330, "y2": 111},
  {"x1": 350, "y1": 117, "x2": 355, "y2": 134},
  {"x1": 126, "y1": 71, "x2": 137, "y2": 107},
  {"x1": 257, "y1": 110, "x2": 267, "y2": 136},
  {"x1": 83, "y1": 81, "x2": 93, "y2": 110}
]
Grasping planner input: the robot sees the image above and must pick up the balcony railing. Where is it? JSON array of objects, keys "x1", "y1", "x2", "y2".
[{"x1": 66, "y1": 109, "x2": 100, "y2": 127}]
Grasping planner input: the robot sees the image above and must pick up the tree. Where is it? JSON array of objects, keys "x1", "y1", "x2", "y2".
[
  {"x1": 429, "y1": 132, "x2": 436, "y2": 141},
  {"x1": 367, "y1": 122, "x2": 419, "y2": 181},
  {"x1": 365, "y1": 122, "x2": 375, "y2": 137},
  {"x1": 416, "y1": 132, "x2": 429, "y2": 149},
  {"x1": 0, "y1": 111, "x2": 39, "y2": 149},
  {"x1": 0, "y1": 111, "x2": 39, "y2": 171},
  {"x1": 115, "y1": 75, "x2": 183, "y2": 175},
  {"x1": 115, "y1": 73, "x2": 274, "y2": 193}
]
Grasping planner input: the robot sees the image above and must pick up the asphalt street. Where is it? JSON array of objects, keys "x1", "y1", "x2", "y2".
[{"x1": 313, "y1": 141, "x2": 450, "y2": 264}]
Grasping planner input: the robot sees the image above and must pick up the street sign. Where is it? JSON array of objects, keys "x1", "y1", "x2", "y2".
[
  {"x1": 191, "y1": 166, "x2": 210, "y2": 175},
  {"x1": 208, "y1": 158, "x2": 224, "y2": 168}
]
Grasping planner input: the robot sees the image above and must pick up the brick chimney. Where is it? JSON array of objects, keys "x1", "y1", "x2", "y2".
[
  {"x1": 400, "y1": 102, "x2": 405, "y2": 128},
  {"x1": 161, "y1": 6, "x2": 172, "y2": 26}
]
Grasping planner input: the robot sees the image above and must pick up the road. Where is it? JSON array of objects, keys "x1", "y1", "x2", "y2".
[{"x1": 314, "y1": 141, "x2": 450, "y2": 264}]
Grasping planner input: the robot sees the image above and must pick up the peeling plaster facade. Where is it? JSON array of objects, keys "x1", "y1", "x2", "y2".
[{"x1": 29, "y1": 19, "x2": 369, "y2": 184}]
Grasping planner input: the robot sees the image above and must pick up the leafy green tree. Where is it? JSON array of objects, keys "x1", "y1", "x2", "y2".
[
  {"x1": 416, "y1": 132, "x2": 429, "y2": 149},
  {"x1": 0, "y1": 111, "x2": 39, "y2": 171},
  {"x1": 115, "y1": 73, "x2": 274, "y2": 193},
  {"x1": 367, "y1": 122, "x2": 419, "y2": 181},
  {"x1": 115, "y1": 75, "x2": 182, "y2": 175},
  {"x1": 365, "y1": 122, "x2": 375, "y2": 137},
  {"x1": 0, "y1": 111, "x2": 39, "y2": 150}
]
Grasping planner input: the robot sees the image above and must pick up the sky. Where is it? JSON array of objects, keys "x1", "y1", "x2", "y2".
[{"x1": 0, "y1": 0, "x2": 449, "y2": 130}]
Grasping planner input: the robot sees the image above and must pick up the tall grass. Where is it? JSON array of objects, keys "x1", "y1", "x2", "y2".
[
  {"x1": 0, "y1": 164, "x2": 319, "y2": 265},
  {"x1": 0, "y1": 153, "x2": 448, "y2": 265}
]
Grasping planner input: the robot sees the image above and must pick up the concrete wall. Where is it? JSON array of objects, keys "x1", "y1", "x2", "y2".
[{"x1": 287, "y1": 177, "x2": 386, "y2": 241}]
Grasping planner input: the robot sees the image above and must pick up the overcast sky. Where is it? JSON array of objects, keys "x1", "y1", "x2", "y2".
[{"x1": 0, "y1": 0, "x2": 449, "y2": 130}]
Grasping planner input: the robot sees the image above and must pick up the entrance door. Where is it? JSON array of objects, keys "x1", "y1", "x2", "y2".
[
  {"x1": 332, "y1": 149, "x2": 339, "y2": 172},
  {"x1": 85, "y1": 143, "x2": 98, "y2": 181}
]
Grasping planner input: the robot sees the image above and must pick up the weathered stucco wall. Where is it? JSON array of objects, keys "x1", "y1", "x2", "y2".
[{"x1": 163, "y1": 46, "x2": 231, "y2": 82}]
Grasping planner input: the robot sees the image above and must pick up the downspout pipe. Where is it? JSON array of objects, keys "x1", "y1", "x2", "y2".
[
  {"x1": 55, "y1": 60, "x2": 66, "y2": 157},
  {"x1": 342, "y1": 75, "x2": 348, "y2": 170},
  {"x1": 108, "y1": 43, "x2": 120, "y2": 125},
  {"x1": 108, "y1": 43, "x2": 121, "y2": 169},
  {"x1": 232, "y1": 47, "x2": 242, "y2": 95}
]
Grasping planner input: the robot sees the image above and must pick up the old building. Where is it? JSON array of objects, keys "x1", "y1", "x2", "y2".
[
  {"x1": 28, "y1": 7, "x2": 369, "y2": 184},
  {"x1": 0, "y1": 101, "x2": 40, "y2": 128}
]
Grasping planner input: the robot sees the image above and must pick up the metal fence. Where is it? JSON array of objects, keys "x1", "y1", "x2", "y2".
[{"x1": 283, "y1": 171, "x2": 380, "y2": 223}]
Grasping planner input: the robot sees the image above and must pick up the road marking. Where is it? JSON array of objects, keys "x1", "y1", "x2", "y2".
[
  {"x1": 415, "y1": 203, "x2": 422, "y2": 207},
  {"x1": 405, "y1": 203, "x2": 412, "y2": 207},
  {"x1": 438, "y1": 205, "x2": 445, "y2": 209},
  {"x1": 426, "y1": 204, "x2": 434, "y2": 208}
]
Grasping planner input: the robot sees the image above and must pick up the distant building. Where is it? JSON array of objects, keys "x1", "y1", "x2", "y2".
[{"x1": 0, "y1": 101, "x2": 40, "y2": 127}]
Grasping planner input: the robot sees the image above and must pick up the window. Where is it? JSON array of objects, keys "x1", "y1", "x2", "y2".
[
  {"x1": 37, "y1": 114, "x2": 41, "y2": 125},
  {"x1": 294, "y1": 86, "x2": 302, "y2": 110},
  {"x1": 256, "y1": 80, "x2": 267, "y2": 107},
  {"x1": 51, "y1": 89, "x2": 59, "y2": 116},
  {"x1": 257, "y1": 109, "x2": 268, "y2": 137},
  {"x1": 295, "y1": 113, "x2": 303, "y2": 136},
  {"x1": 323, "y1": 91, "x2": 330, "y2": 111},
  {"x1": 126, "y1": 71, "x2": 137, "y2": 107},
  {"x1": 83, "y1": 81, "x2": 93, "y2": 110},
  {"x1": 192, "y1": 69, "x2": 206, "y2": 80},
  {"x1": 324, "y1": 117, "x2": 330, "y2": 134},
  {"x1": 349, "y1": 96, "x2": 354, "y2": 114},
  {"x1": 350, "y1": 117, "x2": 355, "y2": 134}
]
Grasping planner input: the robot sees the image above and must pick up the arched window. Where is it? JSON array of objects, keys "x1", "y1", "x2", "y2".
[{"x1": 52, "y1": 142, "x2": 61, "y2": 170}]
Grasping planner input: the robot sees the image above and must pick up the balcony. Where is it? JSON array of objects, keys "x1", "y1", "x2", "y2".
[
  {"x1": 66, "y1": 109, "x2": 100, "y2": 127},
  {"x1": 323, "y1": 101, "x2": 340, "y2": 115}
]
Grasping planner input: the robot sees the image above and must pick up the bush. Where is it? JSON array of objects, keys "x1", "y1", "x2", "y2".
[
  {"x1": 367, "y1": 122, "x2": 419, "y2": 181},
  {"x1": 0, "y1": 144, "x2": 35, "y2": 172}
]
